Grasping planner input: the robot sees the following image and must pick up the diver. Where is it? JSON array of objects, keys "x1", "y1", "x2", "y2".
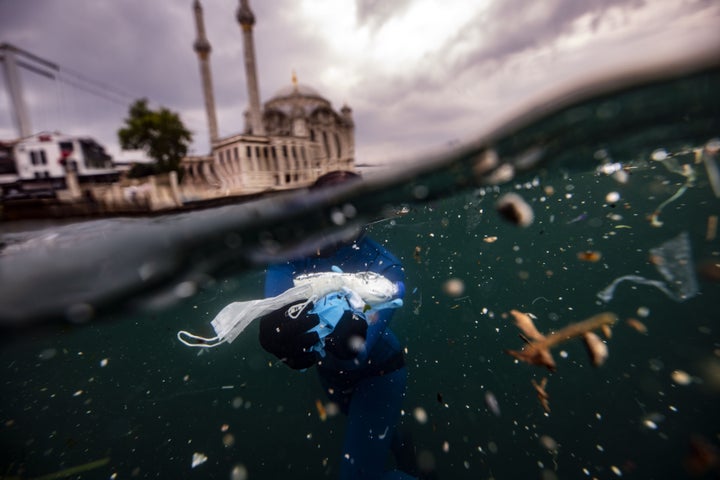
[{"x1": 258, "y1": 170, "x2": 420, "y2": 480}]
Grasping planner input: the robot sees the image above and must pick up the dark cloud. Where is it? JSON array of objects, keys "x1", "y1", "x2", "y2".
[{"x1": 355, "y1": 0, "x2": 412, "y2": 31}]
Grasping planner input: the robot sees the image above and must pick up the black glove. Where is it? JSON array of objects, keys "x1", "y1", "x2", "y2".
[
  {"x1": 258, "y1": 301, "x2": 320, "y2": 370},
  {"x1": 324, "y1": 310, "x2": 368, "y2": 360}
]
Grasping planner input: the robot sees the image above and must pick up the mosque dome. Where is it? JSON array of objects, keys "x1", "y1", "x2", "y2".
[
  {"x1": 271, "y1": 83, "x2": 323, "y2": 99},
  {"x1": 264, "y1": 82, "x2": 332, "y2": 117}
]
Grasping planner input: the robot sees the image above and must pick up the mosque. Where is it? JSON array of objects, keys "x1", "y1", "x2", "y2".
[{"x1": 181, "y1": 0, "x2": 356, "y2": 197}]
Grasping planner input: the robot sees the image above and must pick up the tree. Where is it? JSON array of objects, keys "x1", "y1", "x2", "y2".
[{"x1": 118, "y1": 99, "x2": 192, "y2": 177}]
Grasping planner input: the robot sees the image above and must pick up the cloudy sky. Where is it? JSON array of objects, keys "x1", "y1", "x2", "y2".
[{"x1": 0, "y1": 0, "x2": 718, "y2": 165}]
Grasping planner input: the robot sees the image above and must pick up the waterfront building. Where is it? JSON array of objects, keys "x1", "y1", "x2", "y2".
[{"x1": 181, "y1": 0, "x2": 355, "y2": 198}]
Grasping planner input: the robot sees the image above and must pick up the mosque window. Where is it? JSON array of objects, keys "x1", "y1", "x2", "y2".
[
  {"x1": 234, "y1": 147, "x2": 239, "y2": 161},
  {"x1": 246, "y1": 146, "x2": 251, "y2": 158},
  {"x1": 322, "y1": 131, "x2": 331, "y2": 160},
  {"x1": 334, "y1": 133, "x2": 342, "y2": 158}
]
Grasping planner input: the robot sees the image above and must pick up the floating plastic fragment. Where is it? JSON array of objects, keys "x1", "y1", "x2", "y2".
[
  {"x1": 191, "y1": 452, "x2": 207, "y2": 468},
  {"x1": 648, "y1": 151, "x2": 696, "y2": 227},
  {"x1": 495, "y1": 192, "x2": 534, "y2": 227},
  {"x1": 484, "y1": 391, "x2": 501, "y2": 417},
  {"x1": 597, "y1": 232, "x2": 698, "y2": 302},
  {"x1": 650, "y1": 232, "x2": 699, "y2": 300}
]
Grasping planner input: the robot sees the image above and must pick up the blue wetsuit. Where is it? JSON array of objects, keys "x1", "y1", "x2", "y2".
[{"x1": 265, "y1": 236, "x2": 416, "y2": 480}]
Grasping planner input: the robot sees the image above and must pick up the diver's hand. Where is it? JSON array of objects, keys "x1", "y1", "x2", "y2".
[
  {"x1": 325, "y1": 310, "x2": 368, "y2": 360},
  {"x1": 258, "y1": 302, "x2": 320, "y2": 370}
]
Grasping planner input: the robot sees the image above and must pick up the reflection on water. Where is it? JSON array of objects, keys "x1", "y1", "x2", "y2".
[{"x1": 1, "y1": 62, "x2": 720, "y2": 479}]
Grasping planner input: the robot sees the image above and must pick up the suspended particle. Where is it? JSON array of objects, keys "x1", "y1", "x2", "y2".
[
  {"x1": 174, "y1": 281, "x2": 196, "y2": 299},
  {"x1": 191, "y1": 452, "x2": 207, "y2": 468},
  {"x1": 483, "y1": 236, "x2": 498, "y2": 243},
  {"x1": 230, "y1": 464, "x2": 248, "y2": 480},
  {"x1": 495, "y1": 192, "x2": 534, "y2": 227},
  {"x1": 484, "y1": 391, "x2": 501, "y2": 416},
  {"x1": 442, "y1": 441, "x2": 450, "y2": 453},
  {"x1": 413, "y1": 407, "x2": 428, "y2": 425},
  {"x1": 413, "y1": 246, "x2": 422, "y2": 263},
  {"x1": 443, "y1": 278, "x2": 465, "y2": 297},
  {"x1": 626, "y1": 318, "x2": 648, "y2": 334},
  {"x1": 605, "y1": 191, "x2": 620, "y2": 204},
  {"x1": 315, "y1": 399, "x2": 328, "y2": 421},
  {"x1": 99, "y1": 358, "x2": 109, "y2": 367},
  {"x1": 651, "y1": 149, "x2": 669, "y2": 161},
  {"x1": 611, "y1": 465, "x2": 623, "y2": 476},
  {"x1": 325, "y1": 402, "x2": 340, "y2": 418},
  {"x1": 670, "y1": 369, "x2": 692, "y2": 386},
  {"x1": 643, "y1": 419, "x2": 658, "y2": 430},
  {"x1": 38, "y1": 348, "x2": 57, "y2": 361},
  {"x1": 577, "y1": 250, "x2": 602, "y2": 262},
  {"x1": 222, "y1": 433, "x2": 235, "y2": 447},
  {"x1": 539, "y1": 435, "x2": 558, "y2": 452},
  {"x1": 636, "y1": 306, "x2": 650, "y2": 318}
]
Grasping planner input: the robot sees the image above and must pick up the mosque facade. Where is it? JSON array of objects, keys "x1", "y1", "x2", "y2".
[{"x1": 181, "y1": 0, "x2": 355, "y2": 197}]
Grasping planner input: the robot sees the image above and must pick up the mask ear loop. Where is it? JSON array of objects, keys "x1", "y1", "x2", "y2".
[
  {"x1": 286, "y1": 295, "x2": 317, "y2": 319},
  {"x1": 176, "y1": 330, "x2": 226, "y2": 348}
]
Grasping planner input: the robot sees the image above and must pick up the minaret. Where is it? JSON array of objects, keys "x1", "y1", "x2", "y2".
[
  {"x1": 236, "y1": 0, "x2": 265, "y2": 136},
  {"x1": 192, "y1": 0, "x2": 219, "y2": 146}
]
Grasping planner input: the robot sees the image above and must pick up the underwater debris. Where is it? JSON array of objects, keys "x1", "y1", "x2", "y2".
[
  {"x1": 605, "y1": 191, "x2": 621, "y2": 204},
  {"x1": 483, "y1": 236, "x2": 498, "y2": 243},
  {"x1": 413, "y1": 407, "x2": 428, "y2": 425},
  {"x1": 315, "y1": 399, "x2": 327, "y2": 421},
  {"x1": 598, "y1": 232, "x2": 698, "y2": 302},
  {"x1": 626, "y1": 318, "x2": 648, "y2": 334},
  {"x1": 413, "y1": 246, "x2": 422, "y2": 263},
  {"x1": 504, "y1": 310, "x2": 617, "y2": 371},
  {"x1": 532, "y1": 377, "x2": 551, "y2": 413},
  {"x1": 577, "y1": 250, "x2": 602, "y2": 262},
  {"x1": 671, "y1": 369, "x2": 693, "y2": 386},
  {"x1": 495, "y1": 192, "x2": 534, "y2": 227},
  {"x1": 648, "y1": 148, "x2": 696, "y2": 227},
  {"x1": 191, "y1": 452, "x2": 208, "y2": 468},
  {"x1": 484, "y1": 391, "x2": 501, "y2": 416},
  {"x1": 583, "y1": 332, "x2": 609, "y2": 367},
  {"x1": 442, "y1": 278, "x2": 465, "y2": 297}
]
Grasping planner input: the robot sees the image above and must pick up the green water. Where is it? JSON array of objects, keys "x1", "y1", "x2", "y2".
[{"x1": 1, "y1": 65, "x2": 719, "y2": 479}]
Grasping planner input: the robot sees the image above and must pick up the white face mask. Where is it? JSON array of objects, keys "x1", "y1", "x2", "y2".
[{"x1": 176, "y1": 268, "x2": 403, "y2": 349}]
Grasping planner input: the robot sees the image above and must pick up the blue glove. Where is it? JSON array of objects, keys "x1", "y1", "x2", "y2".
[{"x1": 324, "y1": 310, "x2": 368, "y2": 360}]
